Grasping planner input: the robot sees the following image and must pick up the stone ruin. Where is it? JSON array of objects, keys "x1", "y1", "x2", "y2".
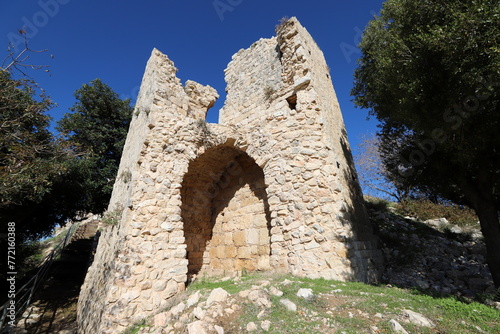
[{"x1": 77, "y1": 17, "x2": 383, "y2": 333}]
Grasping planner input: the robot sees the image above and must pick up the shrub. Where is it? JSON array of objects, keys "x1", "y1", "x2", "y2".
[
  {"x1": 121, "y1": 319, "x2": 147, "y2": 334},
  {"x1": 264, "y1": 86, "x2": 275, "y2": 100},
  {"x1": 395, "y1": 199, "x2": 478, "y2": 228},
  {"x1": 364, "y1": 195, "x2": 391, "y2": 212},
  {"x1": 275, "y1": 16, "x2": 290, "y2": 33},
  {"x1": 101, "y1": 207, "x2": 123, "y2": 226},
  {"x1": 120, "y1": 169, "x2": 132, "y2": 183}
]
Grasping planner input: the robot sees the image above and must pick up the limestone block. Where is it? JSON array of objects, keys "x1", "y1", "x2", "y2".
[
  {"x1": 237, "y1": 247, "x2": 251, "y2": 259},
  {"x1": 279, "y1": 299, "x2": 297, "y2": 312},
  {"x1": 304, "y1": 241, "x2": 321, "y2": 250},
  {"x1": 225, "y1": 246, "x2": 237, "y2": 258},
  {"x1": 154, "y1": 312, "x2": 172, "y2": 327},
  {"x1": 163, "y1": 280, "x2": 180, "y2": 300},
  {"x1": 389, "y1": 320, "x2": 409, "y2": 334},
  {"x1": 246, "y1": 229, "x2": 260, "y2": 245},
  {"x1": 247, "y1": 289, "x2": 272, "y2": 308},
  {"x1": 186, "y1": 291, "x2": 202, "y2": 308},
  {"x1": 152, "y1": 280, "x2": 167, "y2": 292},
  {"x1": 168, "y1": 262, "x2": 188, "y2": 275},
  {"x1": 206, "y1": 288, "x2": 230, "y2": 306},
  {"x1": 257, "y1": 257, "x2": 270, "y2": 271},
  {"x1": 216, "y1": 246, "x2": 226, "y2": 259},
  {"x1": 296, "y1": 288, "x2": 314, "y2": 300},
  {"x1": 170, "y1": 236, "x2": 186, "y2": 244},
  {"x1": 320, "y1": 204, "x2": 334, "y2": 214},
  {"x1": 402, "y1": 310, "x2": 435, "y2": 328},
  {"x1": 173, "y1": 248, "x2": 187, "y2": 258},
  {"x1": 233, "y1": 231, "x2": 246, "y2": 246}
]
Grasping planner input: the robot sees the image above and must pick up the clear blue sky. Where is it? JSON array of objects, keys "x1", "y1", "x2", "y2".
[{"x1": 1, "y1": 0, "x2": 384, "y2": 156}]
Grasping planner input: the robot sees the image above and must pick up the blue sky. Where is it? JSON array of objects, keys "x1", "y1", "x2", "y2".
[{"x1": 1, "y1": 0, "x2": 385, "y2": 156}]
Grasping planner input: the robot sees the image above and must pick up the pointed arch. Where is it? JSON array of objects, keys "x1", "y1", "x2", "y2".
[{"x1": 180, "y1": 144, "x2": 271, "y2": 279}]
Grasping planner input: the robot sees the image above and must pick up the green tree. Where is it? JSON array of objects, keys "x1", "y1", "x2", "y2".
[
  {"x1": 0, "y1": 72, "x2": 55, "y2": 205},
  {"x1": 0, "y1": 41, "x2": 74, "y2": 296},
  {"x1": 57, "y1": 79, "x2": 132, "y2": 214},
  {"x1": 0, "y1": 67, "x2": 67, "y2": 242},
  {"x1": 352, "y1": 0, "x2": 500, "y2": 288}
]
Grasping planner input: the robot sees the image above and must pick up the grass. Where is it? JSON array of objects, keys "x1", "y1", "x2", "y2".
[
  {"x1": 128, "y1": 272, "x2": 500, "y2": 334},
  {"x1": 275, "y1": 16, "x2": 290, "y2": 33},
  {"x1": 120, "y1": 320, "x2": 148, "y2": 334}
]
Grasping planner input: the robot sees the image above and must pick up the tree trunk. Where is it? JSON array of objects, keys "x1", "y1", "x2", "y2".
[
  {"x1": 461, "y1": 174, "x2": 500, "y2": 290},
  {"x1": 475, "y1": 200, "x2": 500, "y2": 290}
]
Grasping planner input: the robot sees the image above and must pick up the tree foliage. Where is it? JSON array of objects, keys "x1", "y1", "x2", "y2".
[
  {"x1": 0, "y1": 41, "x2": 132, "y2": 294},
  {"x1": 0, "y1": 42, "x2": 71, "y2": 296},
  {"x1": 0, "y1": 72, "x2": 57, "y2": 205},
  {"x1": 352, "y1": 0, "x2": 500, "y2": 288},
  {"x1": 57, "y1": 79, "x2": 132, "y2": 214},
  {"x1": 0, "y1": 66, "x2": 68, "y2": 242}
]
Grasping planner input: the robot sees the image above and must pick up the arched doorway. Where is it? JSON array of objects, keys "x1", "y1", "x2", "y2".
[{"x1": 180, "y1": 145, "x2": 271, "y2": 279}]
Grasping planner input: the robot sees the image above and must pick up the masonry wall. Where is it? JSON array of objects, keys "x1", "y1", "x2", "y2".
[
  {"x1": 180, "y1": 145, "x2": 272, "y2": 277},
  {"x1": 77, "y1": 50, "x2": 220, "y2": 333},
  {"x1": 219, "y1": 18, "x2": 382, "y2": 280},
  {"x1": 78, "y1": 17, "x2": 383, "y2": 333},
  {"x1": 220, "y1": 37, "x2": 283, "y2": 125}
]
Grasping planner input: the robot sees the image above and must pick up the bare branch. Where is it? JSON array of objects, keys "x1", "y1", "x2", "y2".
[
  {"x1": 354, "y1": 133, "x2": 409, "y2": 202},
  {"x1": 1, "y1": 32, "x2": 49, "y2": 75}
]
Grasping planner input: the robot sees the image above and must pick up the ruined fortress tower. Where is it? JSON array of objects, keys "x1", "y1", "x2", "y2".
[{"x1": 78, "y1": 18, "x2": 383, "y2": 333}]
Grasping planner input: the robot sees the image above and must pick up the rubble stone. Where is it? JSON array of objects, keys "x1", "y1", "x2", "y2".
[{"x1": 402, "y1": 309, "x2": 435, "y2": 328}]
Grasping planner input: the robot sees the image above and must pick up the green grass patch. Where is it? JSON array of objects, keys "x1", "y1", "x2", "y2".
[
  {"x1": 436, "y1": 296, "x2": 500, "y2": 328},
  {"x1": 186, "y1": 273, "x2": 263, "y2": 295},
  {"x1": 120, "y1": 319, "x2": 148, "y2": 334},
  {"x1": 158, "y1": 273, "x2": 500, "y2": 333}
]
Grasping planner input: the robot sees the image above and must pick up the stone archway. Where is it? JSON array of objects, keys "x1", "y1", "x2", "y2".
[{"x1": 180, "y1": 145, "x2": 271, "y2": 279}]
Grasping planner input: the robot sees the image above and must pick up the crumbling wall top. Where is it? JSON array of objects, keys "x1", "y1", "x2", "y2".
[{"x1": 219, "y1": 37, "x2": 283, "y2": 126}]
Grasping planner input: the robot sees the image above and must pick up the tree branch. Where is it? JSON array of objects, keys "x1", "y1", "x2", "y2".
[{"x1": 1, "y1": 32, "x2": 49, "y2": 75}]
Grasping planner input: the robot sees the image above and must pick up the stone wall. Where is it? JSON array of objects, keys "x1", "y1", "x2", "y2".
[
  {"x1": 182, "y1": 147, "x2": 271, "y2": 277},
  {"x1": 78, "y1": 17, "x2": 383, "y2": 333},
  {"x1": 220, "y1": 37, "x2": 283, "y2": 126}
]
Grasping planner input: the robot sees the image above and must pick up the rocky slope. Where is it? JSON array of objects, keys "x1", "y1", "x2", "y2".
[
  {"x1": 373, "y1": 207, "x2": 494, "y2": 297},
  {"x1": 128, "y1": 272, "x2": 498, "y2": 334},
  {"x1": 126, "y1": 208, "x2": 497, "y2": 334},
  {"x1": 8, "y1": 207, "x2": 498, "y2": 334}
]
